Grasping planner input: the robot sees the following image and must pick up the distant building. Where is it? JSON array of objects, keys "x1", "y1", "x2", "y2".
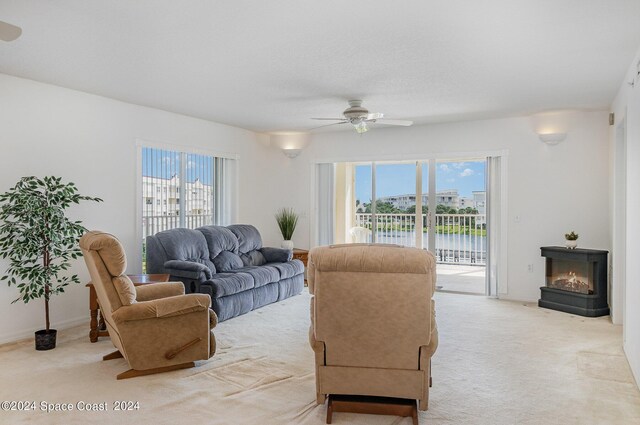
[
  {"x1": 378, "y1": 193, "x2": 416, "y2": 210},
  {"x1": 459, "y1": 197, "x2": 474, "y2": 208},
  {"x1": 377, "y1": 189, "x2": 486, "y2": 214},
  {"x1": 142, "y1": 175, "x2": 213, "y2": 217},
  {"x1": 473, "y1": 191, "x2": 486, "y2": 224},
  {"x1": 472, "y1": 191, "x2": 486, "y2": 214},
  {"x1": 378, "y1": 189, "x2": 461, "y2": 210}
]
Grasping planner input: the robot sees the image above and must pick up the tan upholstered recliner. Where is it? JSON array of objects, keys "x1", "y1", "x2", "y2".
[
  {"x1": 308, "y1": 244, "x2": 438, "y2": 415},
  {"x1": 80, "y1": 231, "x2": 217, "y2": 379}
]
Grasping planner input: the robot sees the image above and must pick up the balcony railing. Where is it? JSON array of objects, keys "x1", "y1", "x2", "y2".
[
  {"x1": 355, "y1": 213, "x2": 486, "y2": 265},
  {"x1": 142, "y1": 214, "x2": 213, "y2": 239}
]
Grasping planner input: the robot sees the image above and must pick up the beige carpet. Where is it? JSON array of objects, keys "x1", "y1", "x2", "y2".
[{"x1": 1, "y1": 290, "x2": 639, "y2": 424}]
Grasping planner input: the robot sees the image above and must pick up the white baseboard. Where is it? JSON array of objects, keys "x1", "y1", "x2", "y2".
[{"x1": 0, "y1": 316, "x2": 87, "y2": 346}]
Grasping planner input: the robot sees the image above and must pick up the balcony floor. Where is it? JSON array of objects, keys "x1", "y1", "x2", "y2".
[{"x1": 436, "y1": 263, "x2": 486, "y2": 295}]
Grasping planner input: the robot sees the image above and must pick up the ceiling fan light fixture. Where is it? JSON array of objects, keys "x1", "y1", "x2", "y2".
[
  {"x1": 354, "y1": 121, "x2": 368, "y2": 134},
  {"x1": 310, "y1": 100, "x2": 412, "y2": 132}
]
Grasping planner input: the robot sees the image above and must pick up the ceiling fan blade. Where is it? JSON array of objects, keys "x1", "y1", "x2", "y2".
[
  {"x1": 310, "y1": 121, "x2": 348, "y2": 131},
  {"x1": 372, "y1": 119, "x2": 413, "y2": 126},
  {"x1": 311, "y1": 118, "x2": 347, "y2": 121},
  {"x1": 0, "y1": 21, "x2": 22, "y2": 42},
  {"x1": 366, "y1": 112, "x2": 384, "y2": 120}
]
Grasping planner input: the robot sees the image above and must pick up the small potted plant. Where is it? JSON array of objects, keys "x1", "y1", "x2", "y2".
[
  {"x1": 565, "y1": 231, "x2": 579, "y2": 249},
  {"x1": 0, "y1": 176, "x2": 102, "y2": 350},
  {"x1": 275, "y1": 208, "x2": 299, "y2": 250}
]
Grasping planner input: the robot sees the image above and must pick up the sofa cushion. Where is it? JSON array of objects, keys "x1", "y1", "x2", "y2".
[
  {"x1": 197, "y1": 225, "x2": 239, "y2": 258},
  {"x1": 213, "y1": 251, "x2": 244, "y2": 272},
  {"x1": 261, "y1": 247, "x2": 293, "y2": 263},
  {"x1": 202, "y1": 272, "x2": 254, "y2": 298},
  {"x1": 227, "y1": 224, "x2": 263, "y2": 253},
  {"x1": 228, "y1": 225, "x2": 267, "y2": 266},
  {"x1": 151, "y1": 228, "x2": 215, "y2": 272},
  {"x1": 266, "y1": 259, "x2": 304, "y2": 279},
  {"x1": 230, "y1": 266, "x2": 280, "y2": 287},
  {"x1": 240, "y1": 250, "x2": 266, "y2": 267}
]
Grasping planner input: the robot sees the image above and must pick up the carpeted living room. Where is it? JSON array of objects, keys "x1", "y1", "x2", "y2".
[{"x1": 1, "y1": 1, "x2": 640, "y2": 424}]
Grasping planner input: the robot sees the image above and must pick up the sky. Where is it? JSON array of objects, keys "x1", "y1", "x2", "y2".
[
  {"x1": 355, "y1": 160, "x2": 485, "y2": 202},
  {"x1": 142, "y1": 147, "x2": 214, "y2": 184}
]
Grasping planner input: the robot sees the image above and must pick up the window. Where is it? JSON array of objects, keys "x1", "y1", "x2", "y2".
[{"x1": 141, "y1": 146, "x2": 236, "y2": 268}]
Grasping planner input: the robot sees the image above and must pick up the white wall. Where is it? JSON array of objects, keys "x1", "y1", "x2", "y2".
[
  {"x1": 610, "y1": 48, "x2": 640, "y2": 387},
  {"x1": 0, "y1": 73, "x2": 286, "y2": 344},
  {"x1": 284, "y1": 111, "x2": 611, "y2": 303}
]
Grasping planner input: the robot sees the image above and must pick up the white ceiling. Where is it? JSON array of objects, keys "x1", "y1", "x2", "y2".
[{"x1": 1, "y1": 1, "x2": 640, "y2": 133}]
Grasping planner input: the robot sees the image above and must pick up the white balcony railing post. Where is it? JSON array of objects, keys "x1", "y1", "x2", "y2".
[
  {"x1": 142, "y1": 214, "x2": 214, "y2": 241},
  {"x1": 354, "y1": 212, "x2": 486, "y2": 265}
]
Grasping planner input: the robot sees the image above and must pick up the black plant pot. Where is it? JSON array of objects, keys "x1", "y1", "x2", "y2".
[{"x1": 35, "y1": 329, "x2": 57, "y2": 351}]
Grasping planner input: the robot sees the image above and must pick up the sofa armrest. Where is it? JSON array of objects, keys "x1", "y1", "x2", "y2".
[
  {"x1": 135, "y1": 282, "x2": 184, "y2": 302},
  {"x1": 261, "y1": 247, "x2": 293, "y2": 263},
  {"x1": 112, "y1": 294, "x2": 211, "y2": 323},
  {"x1": 164, "y1": 260, "x2": 213, "y2": 280}
]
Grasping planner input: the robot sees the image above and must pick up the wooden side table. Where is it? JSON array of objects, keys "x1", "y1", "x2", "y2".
[
  {"x1": 292, "y1": 248, "x2": 309, "y2": 285},
  {"x1": 87, "y1": 273, "x2": 170, "y2": 343}
]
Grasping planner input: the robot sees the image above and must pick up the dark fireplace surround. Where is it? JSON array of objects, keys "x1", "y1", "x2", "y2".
[{"x1": 539, "y1": 247, "x2": 609, "y2": 317}]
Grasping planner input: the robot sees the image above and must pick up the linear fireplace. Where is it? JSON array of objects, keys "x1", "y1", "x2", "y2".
[{"x1": 539, "y1": 247, "x2": 609, "y2": 317}]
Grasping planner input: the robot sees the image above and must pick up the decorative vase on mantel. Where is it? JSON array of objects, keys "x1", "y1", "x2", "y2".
[
  {"x1": 564, "y1": 231, "x2": 579, "y2": 249},
  {"x1": 281, "y1": 240, "x2": 294, "y2": 250}
]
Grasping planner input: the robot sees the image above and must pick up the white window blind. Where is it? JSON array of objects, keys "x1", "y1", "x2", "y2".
[{"x1": 141, "y1": 146, "x2": 235, "y2": 242}]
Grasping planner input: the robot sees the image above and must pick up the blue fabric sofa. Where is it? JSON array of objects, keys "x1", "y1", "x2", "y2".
[{"x1": 146, "y1": 224, "x2": 304, "y2": 321}]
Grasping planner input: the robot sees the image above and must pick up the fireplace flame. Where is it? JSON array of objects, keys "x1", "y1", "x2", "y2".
[{"x1": 549, "y1": 270, "x2": 589, "y2": 294}]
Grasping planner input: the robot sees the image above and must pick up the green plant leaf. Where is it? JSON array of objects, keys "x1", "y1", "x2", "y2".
[{"x1": 275, "y1": 208, "x2": 299, "y2": 241}]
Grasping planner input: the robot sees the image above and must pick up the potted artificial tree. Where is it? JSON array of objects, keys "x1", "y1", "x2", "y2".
[
  {"x1": 275, "y1": 208, "x2": 299, "y2": 250},
  {"x1": 0, "y1": 176, "x2": 102, "y2": 350},
  {"x1": 564, "y1": 231, "x2": 579, "y2": 249}
]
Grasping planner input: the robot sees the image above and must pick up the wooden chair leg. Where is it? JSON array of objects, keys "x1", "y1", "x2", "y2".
[
  {"x1": 412, "y1": 401, "x2": 419, "y2": 425},
  {"x1": 103, "y1": 350, "x2": 124, "y2": 361},
  {"x1": 116, "y1": 362, "x2": 195, "y2": 380},
  {"x1": 326, "y1": 395, "x2": 333, "y2": 424}
]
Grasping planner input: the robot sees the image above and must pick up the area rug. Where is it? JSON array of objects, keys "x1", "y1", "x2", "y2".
[{"x1": 0, "y1": 290, "x2": 639, "y2": 424}]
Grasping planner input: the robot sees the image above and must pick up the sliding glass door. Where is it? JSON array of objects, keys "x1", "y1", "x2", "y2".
[
  {"x1": 353, "y1": 164, "x2": 373, "y2": 243},
  {"x1": 374, "y1": 162, "x2": 417, "y2": 246},
  {"x1": 341, "y1": 157, "x2": 488, "y2": 294}
]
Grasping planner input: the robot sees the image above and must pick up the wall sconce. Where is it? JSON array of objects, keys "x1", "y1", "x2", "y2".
[
  {"x1": 282, "y1": 148, "x2": 302, "y2": 158},
  {"x1": 538, "y1": 133, "x2": 567, "y2": 145},
  {"x1": 271, "y1": 132, "x2": 309, "y2": 159}
]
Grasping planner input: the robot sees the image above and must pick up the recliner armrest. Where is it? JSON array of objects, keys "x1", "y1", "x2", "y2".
[
  {"x1": 261, "y1": 247, "x2": 293, "y2": 263},
  {"x1": 164, "y1": 260, "x2": 213, "y2": 280},
  {"x1": 135, "y1": 282, "x2": 184, "y2": 301},
  {"x1": 112, "y1": 294, "x2": 211, "y2": 323}
]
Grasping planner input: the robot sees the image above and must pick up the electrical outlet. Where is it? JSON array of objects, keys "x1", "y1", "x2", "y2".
[{"x1": 527, "y1": 264, "x2": 533, "y2": 273}]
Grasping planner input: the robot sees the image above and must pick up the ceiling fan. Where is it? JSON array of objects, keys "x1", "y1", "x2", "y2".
[
  {"x1": 0, "y1": 20, "x2": 22, "y2": 42},
  {"x1": 311, "y1": 100, "x2": 413, "y2": 133}
]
